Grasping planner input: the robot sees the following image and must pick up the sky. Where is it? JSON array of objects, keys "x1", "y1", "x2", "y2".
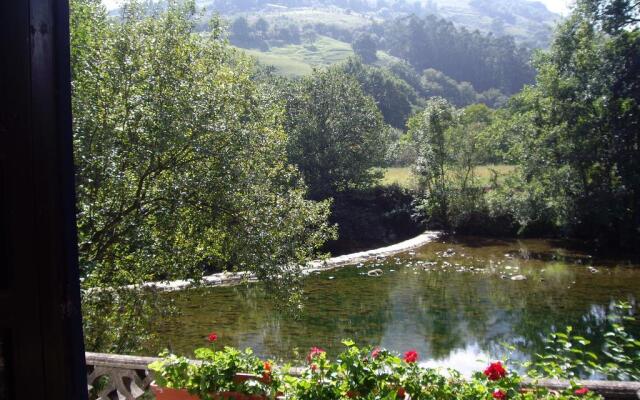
[
  {"x1": 538, "y1": 0, "x2": 573, "y2": 15},
  {"x1": 102, "y1": 0, "x2": 575, "y2": 16}
]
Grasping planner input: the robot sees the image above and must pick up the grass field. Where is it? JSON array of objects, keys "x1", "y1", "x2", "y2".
[
  {"x1": 253, "y1": 8, "x2": 376, "y2": 31},
  {"x1": 240, "y1": 35, "x2": 401, "y2": 77},
  {"x1": 241, "y1": 35, "x2": 355, "y2": 76},
  {"x1": 381, "y1": 165, "x2": 516, "y2": 188}
]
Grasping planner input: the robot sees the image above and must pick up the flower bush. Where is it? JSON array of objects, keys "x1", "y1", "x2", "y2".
[
  {"x1": 148, "y1": 338, "x2": 278, "y2": 399},
  {"x1": 150, "y1": 337, "x2": 604, "y2": 400}
]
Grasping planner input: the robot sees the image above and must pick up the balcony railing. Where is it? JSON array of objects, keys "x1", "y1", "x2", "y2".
[
  {"x1": 85, "y1": 352, "x2": 640, "y2": 400},
  {"x1": 86, "y1": 352, "x2": 157, "y2": 400}
]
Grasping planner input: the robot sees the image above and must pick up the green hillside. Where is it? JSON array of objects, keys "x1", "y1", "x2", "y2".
[{"x1": 241, "y1": 35, "x2": 400, "y2": 77}]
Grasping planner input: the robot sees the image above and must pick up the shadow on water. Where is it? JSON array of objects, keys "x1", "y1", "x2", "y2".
[{"x1": 146, "y1": 236, "x2": 640, "y2": 376}]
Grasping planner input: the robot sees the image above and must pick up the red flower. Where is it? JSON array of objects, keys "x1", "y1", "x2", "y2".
[
  {"x1": 403, "y1": 349, "x2": 418, "y2": 363},
  {"x1": 346, "y1": 390, "x2": 358, "y2": 398},
  {"x1": 484, "y1": 361, "x2": 507, "y2": 381},
  {"x1": 310, "y1": 363, "x2": 318, "y2": 372},
  {"x1": 306, "y1": 346, "x2": 325, "y2": 363},
  {"x1": 397, "y1": 387, "x2": 406, "y2": 398},
  {"x1": 574, "y1": 388, "x2": 589, "y2": 396},
  {"x1": 207, "y1": 332, "x2": 218, "y2": 342},
  {"x1": 492, "y1": 389, "x2": 507, "y2": 400},
  {"x1": 261, "y1": 362, "x2": 272, "y2": 385},
  {"x1": 372, "y1": 348, "x2": 381, "y2": 359}
]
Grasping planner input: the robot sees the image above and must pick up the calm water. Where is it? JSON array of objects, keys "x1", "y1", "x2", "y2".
[{"x1": 150, "y1": 237, "x2": 640, "y2": 374}]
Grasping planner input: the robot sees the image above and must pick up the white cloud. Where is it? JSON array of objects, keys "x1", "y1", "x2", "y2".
[{"x1": 538, "y1": 0, "x2": 574, "y2": 16}]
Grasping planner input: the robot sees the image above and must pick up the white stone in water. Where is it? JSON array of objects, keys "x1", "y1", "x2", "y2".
[
  {"x1": 328, "y1": 276, "x2": 335, "y2": 280},
  {"x1": 511, "y1": 275, "x2": 527, "y2": 281},
  {"x1": 588, "y1": 267, "x2": 599, "y2": 273}
]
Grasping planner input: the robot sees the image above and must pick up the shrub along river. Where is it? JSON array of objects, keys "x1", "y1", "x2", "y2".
[{"x1": 150, "y1": 236, "x2": 640, "y2": 375}]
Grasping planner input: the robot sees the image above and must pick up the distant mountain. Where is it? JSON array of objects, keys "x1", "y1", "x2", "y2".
[
  {"x1": 195, "y1": 0, "x2": 562, "y2": 48},
  {"x1": 430, "y1": 0, "x2": 560, "y2": 48}
]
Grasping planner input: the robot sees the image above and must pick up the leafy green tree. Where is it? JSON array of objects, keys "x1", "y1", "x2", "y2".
[
  {"x1": 407, "y1": 98, "x2": 458, "y2": 227},
  {"x1": 488, "y1": 0, "x2": 640, "y2": 246},
  {"x1": 376, "y1": 14, "x2": 535, "y2": 95},
  {"x1": 71, "y1": 0, "x2": 335, "y2": 352},
  {"x1": 352, "y1": 32, "x2": 378, "y2": 63},
  {"x1": 408, "y1": 99, "x2": 493, "y2": 229},
  {"x1": 284, "y1": 68, "x2": 389, "y2": 199},
  {"x1": 253, "y1": 17, "x2": 270, "y2": 38},
  {"x1": 580, "y1": 0, "x2": 639, "y2": 33},
  {"x1": 339, "y1": 58, "x2": 417, "y2": 129}
]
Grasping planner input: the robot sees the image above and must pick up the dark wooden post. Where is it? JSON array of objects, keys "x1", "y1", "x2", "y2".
[{"x1": 0, "y1": 0, "x2": 88, "y2": 399}]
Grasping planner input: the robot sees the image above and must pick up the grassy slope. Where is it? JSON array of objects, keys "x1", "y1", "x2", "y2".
[
  {"x1": 427, "y1": 0, "x2": 559, "y2": 47},
  {"x1": 381, "y1": 165, "x2": 516, "y2": 188},
  {"x1": 231, "y1": 1, "x2": 559, "y2": 76},
  {"x1": 241, "y1": 37, "x2": 402, "y2": 77},
  {"x1": 241, "y1": 35, "x2": 354, "y2": 77},
  {"x1": 252, "y1": 7, "x2": 375, "y2": 31}
]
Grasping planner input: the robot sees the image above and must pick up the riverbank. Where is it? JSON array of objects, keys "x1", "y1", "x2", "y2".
[{"x1": 129, "y1": 231, "x2": 441, "y2": 292}]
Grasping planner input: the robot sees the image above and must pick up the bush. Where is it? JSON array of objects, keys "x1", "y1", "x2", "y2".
[{"x1": 151, "y1": 338, "x2": 605, "y2": 400}]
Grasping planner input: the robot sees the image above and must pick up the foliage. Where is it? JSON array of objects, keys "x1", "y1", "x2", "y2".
[
  {"x1": 407, "y1": 99, "x2": 496, "y2": 231},
  {"x1": 71, "y1": 0, "x2": 336, "y2": 352},
  {"x1": 82, "y1": 287, "x2": 175, "y2": 354},
  {"x1": 283, "y1": 67, "x2": 389, "y2": 199},
  {"x1": 152, "y1": 338, "x2": 604, "y2": 400},
  {"x1": 398, "y1": 0, "x2": 640, "y2": 247},
  {"x1": 373, "y1": 14, "x2": 536, "y2": 95},
  {"x1": 485, "y1": 0, "x2": 640, "y2": 248},
  {"x1": 339, "y1": 58, "x2": 417, "y2": 129},
  {"x1": 421, "y1": 69, "x2": 508, "y2": 109},
  {"x1": 149, "y1": 337, "x2": 278, "y2": 399},
  {"x1": 523, "y1": 302, "x2": 640, "y2": 381},
  {"x1": 407, "y1": 98, "x2": 458, "y2": 228},
  {"x1": 351, "y1": 33, "x2": 377, "y2": 64}
]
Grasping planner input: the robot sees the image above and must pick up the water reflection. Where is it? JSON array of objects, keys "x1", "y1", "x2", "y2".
[{"x1": 150, "y1": 237, "x2": 640, "y2": 374}]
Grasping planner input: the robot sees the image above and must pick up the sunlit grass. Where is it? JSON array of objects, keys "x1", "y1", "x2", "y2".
[
  {"x1": 380, "y1": 165, "x2": 517, "y2": 189},
  {"x1": 242, "y1": 49, "x2": 314, "y2": 76},
  {"x1": 240, "y1": 35, "x2": 353, "y2": 76},
  {"x1": 240, "y1": 36, "x2": 399, "y2": 77},
  {"x1": 255, "y1": 8, "x2": 375, "y2": 31}
]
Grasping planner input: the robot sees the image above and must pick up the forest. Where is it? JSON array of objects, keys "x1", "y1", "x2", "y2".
[{"x1": 72, "y1": 0, "x2": 639, "y2": 359}]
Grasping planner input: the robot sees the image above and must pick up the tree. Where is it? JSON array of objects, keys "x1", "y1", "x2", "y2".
[
  {"x1": 71, "y1": 0, "x2": 335, "y2": 352},
  {"x1": 489, "y1": 0, "x2": 640, "y2": 247},
  {"x1": 407, "y1": 98, "x2": 458, "y2": 227},
  {"x1": 253, "y1": 17, "x2": 269, "y2": 39},
  {"x1": 284, "y1": 68, "x2": 389, "y2": 199},
  {"x1": 339, "y1": 58, "x2": 417, "y2": 129},
  {"x1": 352, "y1": 32, "x2": 378, "y2": 63},
  {"x1": 230, "y1": 16, "x2": 252, "y2": 46},
  {"x1": 377, "y1": 14, "x2": 535, "y2": 95},
  {"x1": 408, "y1": 99, "x2": 492, "y2": 229},
  {"x1": 580, "y1": 0, "x2": 640, "y2": 33}
]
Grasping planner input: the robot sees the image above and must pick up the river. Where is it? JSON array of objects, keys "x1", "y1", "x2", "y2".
[{"x1": 149, "y1": 236, "x2": 640, "y2": 375}]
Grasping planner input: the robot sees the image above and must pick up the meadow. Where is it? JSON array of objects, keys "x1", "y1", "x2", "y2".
[{"x1": 381, "y1": 165, "x2": 516, "y2": 188}]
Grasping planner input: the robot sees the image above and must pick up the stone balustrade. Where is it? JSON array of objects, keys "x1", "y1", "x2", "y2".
[
  {"x1": 85, "y1": 352, "x2": 640, "y2": 400},
  {"x1": 86, "y1": 352, "x2": 157, "y2": 400}
]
